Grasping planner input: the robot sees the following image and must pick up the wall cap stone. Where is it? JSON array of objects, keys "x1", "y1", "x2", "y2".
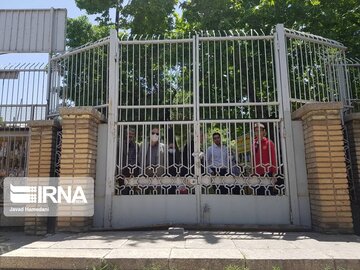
[
  {"x1": 292, "y1": 102, "x2": 343, "y2": 120},
  {"x1": 59, "y1": 107, "x2": 105, "y2": 122},
  {"x1": 344, "y1": 112, "x2": 360, "y2": 123},
  {"x1": 28, "y1": 120, "x2": 58, "y2": 128}
]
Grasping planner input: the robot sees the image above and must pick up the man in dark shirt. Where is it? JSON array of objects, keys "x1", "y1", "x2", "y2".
[{"x1": 122, "y1": 127, "x2": 140, "y2": 177}]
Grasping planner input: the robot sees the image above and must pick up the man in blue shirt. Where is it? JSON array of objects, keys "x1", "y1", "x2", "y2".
[
  {"x1": 206, "y1": 132, "x2": 231, "y2": 176},
  {"x1": 206, "y1": 132, "x2": 236, "y2": 194}
]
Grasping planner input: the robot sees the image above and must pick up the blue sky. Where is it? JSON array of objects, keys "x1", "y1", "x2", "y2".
[
  {"x1": 0, "y1": 0, "x2": 95, "y2": 19},
  {"x1": 0, "y1": 0, "x2": 100, "y2": 65}
]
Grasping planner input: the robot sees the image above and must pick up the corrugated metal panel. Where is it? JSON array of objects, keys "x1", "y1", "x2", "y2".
[{"x1": 0, "y1": 9, "x2": 66, "y2": 53}]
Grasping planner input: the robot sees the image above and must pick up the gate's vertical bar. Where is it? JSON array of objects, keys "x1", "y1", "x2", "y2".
[
  {"x1": 104, "y1": 29, "x2": 119, "y2": 228},
  {"x1": 274, "y1": 24, "x2": 300, "y2": 225},
  {"x1": 46, "y1": 57, "x2": 53, "y2": 118},
  {"x1": 46, "y1": 8, "x2": 55, "y2": 118},
  {"x1": 337, "y1": 55, "x2": 349, "y2": 109},
  {"x1": 193, "y1": 34, "x2": 201, "y2": 224}
]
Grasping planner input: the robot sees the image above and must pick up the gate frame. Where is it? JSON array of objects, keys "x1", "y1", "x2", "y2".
[
  {"x1": 104, "y1": 27, "x2": 295, "y2": 228},
  {"x1": 104, "y1": 30, "x2": 119, "y2": 228},
  {"x1": 274, "y1": 24, "x2": 300, "y2": 225}
]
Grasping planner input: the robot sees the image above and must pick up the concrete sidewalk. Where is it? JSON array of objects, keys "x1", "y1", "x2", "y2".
[{"x1": 0, "y1": 230, "x2": 360, "y2": 270}]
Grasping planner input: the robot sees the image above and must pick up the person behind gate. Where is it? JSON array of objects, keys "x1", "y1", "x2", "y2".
[
  {"x1": 140, "y1": 126, "x2": 166, "y2": 177},
  {"x1": 117, "y1": 127, "x2": 140, "y2": 195},
  {"x1": 121, "y1": 127, "x2": 140, "y2": 177},
  {"x1": 252, "y1": 123, "x2": 277, "y2": 195},
  {"x1": 206, "y1": 132, "x2": 234, "y2": 194},
  {"x1": 182, "y1": 131, "x2": 204, "y2": 177}
]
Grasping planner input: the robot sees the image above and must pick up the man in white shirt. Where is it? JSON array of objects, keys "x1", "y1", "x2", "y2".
[
  {"x1": 206, "y1": 132, "x2": 232, "y2": 176},
  {"x1": 141, "y1": 127, "x2": 166, "y2": 177}
]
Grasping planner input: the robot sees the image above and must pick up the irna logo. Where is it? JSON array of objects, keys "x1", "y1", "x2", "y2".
[{"x1": 10, "y1": 184, "x2": 88, "y2": 204}]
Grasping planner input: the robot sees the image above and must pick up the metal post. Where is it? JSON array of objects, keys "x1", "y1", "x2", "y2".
[
  {"x1": 45, "y1": 55, "x2": 52, "y2": 118},
  {"x1": 336, "y1": 60, "x2": 349, "y2": 109},
  {"x1": 274, "y1": 24, "x2": 300, "y2": 225},
  {"x1": 45, "y1": 8, "x2": 55, "y2": 118},
  {"x1": 193, "y1": 34, "x2": 201, "y2": 224},
  {"x1": 104, "y1": 29, "x2": 119, "y2": 228}
]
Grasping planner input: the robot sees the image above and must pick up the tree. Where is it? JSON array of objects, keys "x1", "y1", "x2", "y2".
[
  {"x1": 75, "y1": 0, "x2": 122, "y2": 31},
  {"x1": 180, "y1": 0, "x2": 359, "y2": 57},
  {"x1": 66, "y1": 16, "x2": 111, "y2": 48},
  {"x1": 246, "y1": 0, "x2": 359, "y2": 57},
  {"x1": 120, "y1": 0, "x2": 177, "y2": 34},
  {"x1": 75, "y1": 0, "x2": 177, "y2": 34}
]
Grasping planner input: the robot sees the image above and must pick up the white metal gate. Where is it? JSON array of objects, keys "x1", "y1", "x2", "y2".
[
  {"x1": 108, "y1": 30, "x2": 291, "y2": 228},
  {"x1": 48, "y1": 24, "x2": 349, "y2": 229}
]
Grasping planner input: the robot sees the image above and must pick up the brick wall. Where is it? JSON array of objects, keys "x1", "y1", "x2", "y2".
[
  {"x1": 293, "y1": 103, "x2": 353, "y2": 233},
  {"x1": 57, "y1": 107, "x2": 104, "y2": 232},
  {"x1": 25, "y1": 120, "x2": 58, "y2": 235},
  {"x1": 345, "y1": 113, "x2": 360, "y2": 234}
]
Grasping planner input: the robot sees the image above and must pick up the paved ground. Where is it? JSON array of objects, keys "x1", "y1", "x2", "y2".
[
  {"x1": 0, "y1": 230, "x2": 42, "y2": 256},
  {"x1": 0, "y1": 230, "x2": 360, "y2": 270}
]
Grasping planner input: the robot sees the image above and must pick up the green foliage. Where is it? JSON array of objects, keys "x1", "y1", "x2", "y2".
[
  {"x1": 74, "y1": 0, "x2": 176, "y2": 35},
  {"x1": 180, "y1": 0, "x2": 245, "y2": 32},
  {"x1": 66, "y1": 16, "x2": 111, "y2": 48},
  {"x1": 120, "y1": 0, "x2": 178, "y2": 34},
  {"x1": 75, "y1": 0, "x2": 121, "y2": 27},
  {"x1": 141, "y1": 264, "x2": 177, "y2": 270},
  {"x1": 91, "y1": 260, "x2": 118, "y2": 270},
  {"x1": 69, "y1": 0, "x2": 359, "y2": 57},
  {"x1": 75, "y1": 0, "x2": 118, "y2": 15},
  {"x1": 180, "y1": 0, "x2": 359, "y2": 57}
]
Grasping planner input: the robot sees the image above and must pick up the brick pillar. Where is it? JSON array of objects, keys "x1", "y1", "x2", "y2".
[
  {"x1": 345, "y1": 113, "x2": 360, "y2": 234},
  {"x1": 57, "y1": 107, "x2": 103, "y2": 232},
  {"x1": 25, "y1": 120, "x2": 58, "y2": 235},
  {"x1": 292, "y1": 103, "x2": 353, "y2": 233}
]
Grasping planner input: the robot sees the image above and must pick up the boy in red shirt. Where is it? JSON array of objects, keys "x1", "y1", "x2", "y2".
[{"x1": 252, "y1": 123, "x2": 278, "y2": 195}]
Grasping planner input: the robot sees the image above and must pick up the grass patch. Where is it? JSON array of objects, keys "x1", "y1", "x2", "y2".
[
  {"x1": 142, "y1": 265, "x2": 166, "y2": 270},
  {"x1": 224, "y1": 265, "x2": 249, "y2": 270},
  {"x1": 91, "y1": 261, "x2": 119, "y2": 270}
]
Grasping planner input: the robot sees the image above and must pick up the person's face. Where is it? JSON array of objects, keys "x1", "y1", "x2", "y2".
[
  {"x1": 213, "y1": 134, "x2": 221, "y2": 146},
  {"x1": 254, "y1": 127, "x2": 265, "y2": 139},
  {"x1": 168, "y1": 143, "x2": 176, "y2": 154},
  {"x1": 151, "y1": 128, "x2": 160, "y2": 143},
  {"x1": 128, "y1": 130, "x2": 135, "y2": 142},
  {"x1": 168, "y1": 143, "x2": 175, "y2": 149}
]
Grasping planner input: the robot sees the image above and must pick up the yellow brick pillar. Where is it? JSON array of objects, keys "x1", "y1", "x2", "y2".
[
  {"x1": 57, "y1": 107, "x2": 104, "y2": 232},
  {"x1": 25, "y1": 120, "x2": 58, "y2": 235},
  {"x1": 344, "y1": 113, "x2": 360, "y2": 234},
  {"x1": 293, "y1": 103, "x2": 353, "y2": 233}
]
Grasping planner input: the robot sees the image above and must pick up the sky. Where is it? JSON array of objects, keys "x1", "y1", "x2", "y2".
[{"x1": 0, "y1": 0, "x2": 100, "y2": 65}]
